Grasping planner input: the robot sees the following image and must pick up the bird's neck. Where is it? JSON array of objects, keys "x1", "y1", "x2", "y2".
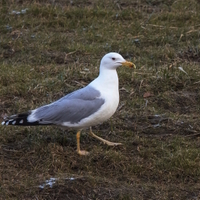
[
  {"x1": 90, "y1": 68, "x2": 119, "y2": 91},
  {"x1": 99, "y1": 68, "x2": 119, "y2": 87}
]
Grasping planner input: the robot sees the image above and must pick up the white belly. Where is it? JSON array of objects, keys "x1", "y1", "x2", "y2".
[
  {"x1": 62, "y1": 68, "x2": 119, "y2": 129},
  {"x1": 61, "y1": 90, "x2": 119, "y2": 129},
  {"x1": 79, "y1": 91, "x2": 119, "y2": 128}
]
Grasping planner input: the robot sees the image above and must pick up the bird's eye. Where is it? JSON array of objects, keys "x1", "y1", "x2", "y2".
[{"x1": 112, "y1": 57, "x2": 116, "y2": 61}]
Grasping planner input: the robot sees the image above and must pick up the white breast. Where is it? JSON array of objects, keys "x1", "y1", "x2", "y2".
[
  {"x1": 63, "y1": 69, "x2": 120, "y2": 129},
  {"x1": 77, "y1": 69, "x2": 119, "y2": 128}
]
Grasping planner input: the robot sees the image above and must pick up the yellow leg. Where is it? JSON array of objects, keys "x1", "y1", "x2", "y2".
[
  {"x1": 76, "y1": 130, "x2": 89, "y2": 156},
  {"x1": 89, "y1": 127, "x2": 122, "y2": 146}
]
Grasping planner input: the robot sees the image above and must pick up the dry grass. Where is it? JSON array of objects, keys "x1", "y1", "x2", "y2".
[{"x1": 1, "y1": 0, "x2": 200, "y2": 199}]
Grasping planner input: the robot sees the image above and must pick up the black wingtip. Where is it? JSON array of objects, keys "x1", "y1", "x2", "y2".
[{"x1": 1, "y1": 112, "x2": 40, "y2": 126}]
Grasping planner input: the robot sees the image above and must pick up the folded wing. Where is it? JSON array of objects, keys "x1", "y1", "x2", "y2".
[{"x1": 28, "y1": 85, "x2": 105, "y2": 125}]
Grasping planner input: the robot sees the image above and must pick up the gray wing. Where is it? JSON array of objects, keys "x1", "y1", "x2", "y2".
[
  {"x1": 31, "y1": 86, "x2": 105, "y2": 124},
  {"x1": 62, "y1": 85, "x2": 100, "y2": 100}
]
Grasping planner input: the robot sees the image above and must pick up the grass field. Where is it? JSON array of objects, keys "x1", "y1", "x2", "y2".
[{"x1": 1, "y1": 0, "x2": 200, "y2": 199}]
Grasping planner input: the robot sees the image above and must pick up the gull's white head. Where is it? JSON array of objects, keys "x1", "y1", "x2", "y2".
[{"x1": 100, "y1": 52, "x2": 135, "y2": 70}]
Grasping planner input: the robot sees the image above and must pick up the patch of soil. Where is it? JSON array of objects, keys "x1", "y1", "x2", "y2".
[{"x1": 178, "y1": 47, "x2": 200, "y2": 63}]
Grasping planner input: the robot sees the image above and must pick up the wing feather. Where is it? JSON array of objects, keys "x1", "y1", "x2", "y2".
[{"x1": 29, "y1": 86, "x2": 105, "y2": 125}]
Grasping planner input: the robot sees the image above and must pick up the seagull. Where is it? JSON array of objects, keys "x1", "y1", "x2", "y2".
[{"x1": 1, "y1": 52, "x2": 136, "y2": 155}]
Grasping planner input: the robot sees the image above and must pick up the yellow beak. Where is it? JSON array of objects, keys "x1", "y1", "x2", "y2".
[{"x1": 121, "y1": 61, "x2": 136, "y2": 69}]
